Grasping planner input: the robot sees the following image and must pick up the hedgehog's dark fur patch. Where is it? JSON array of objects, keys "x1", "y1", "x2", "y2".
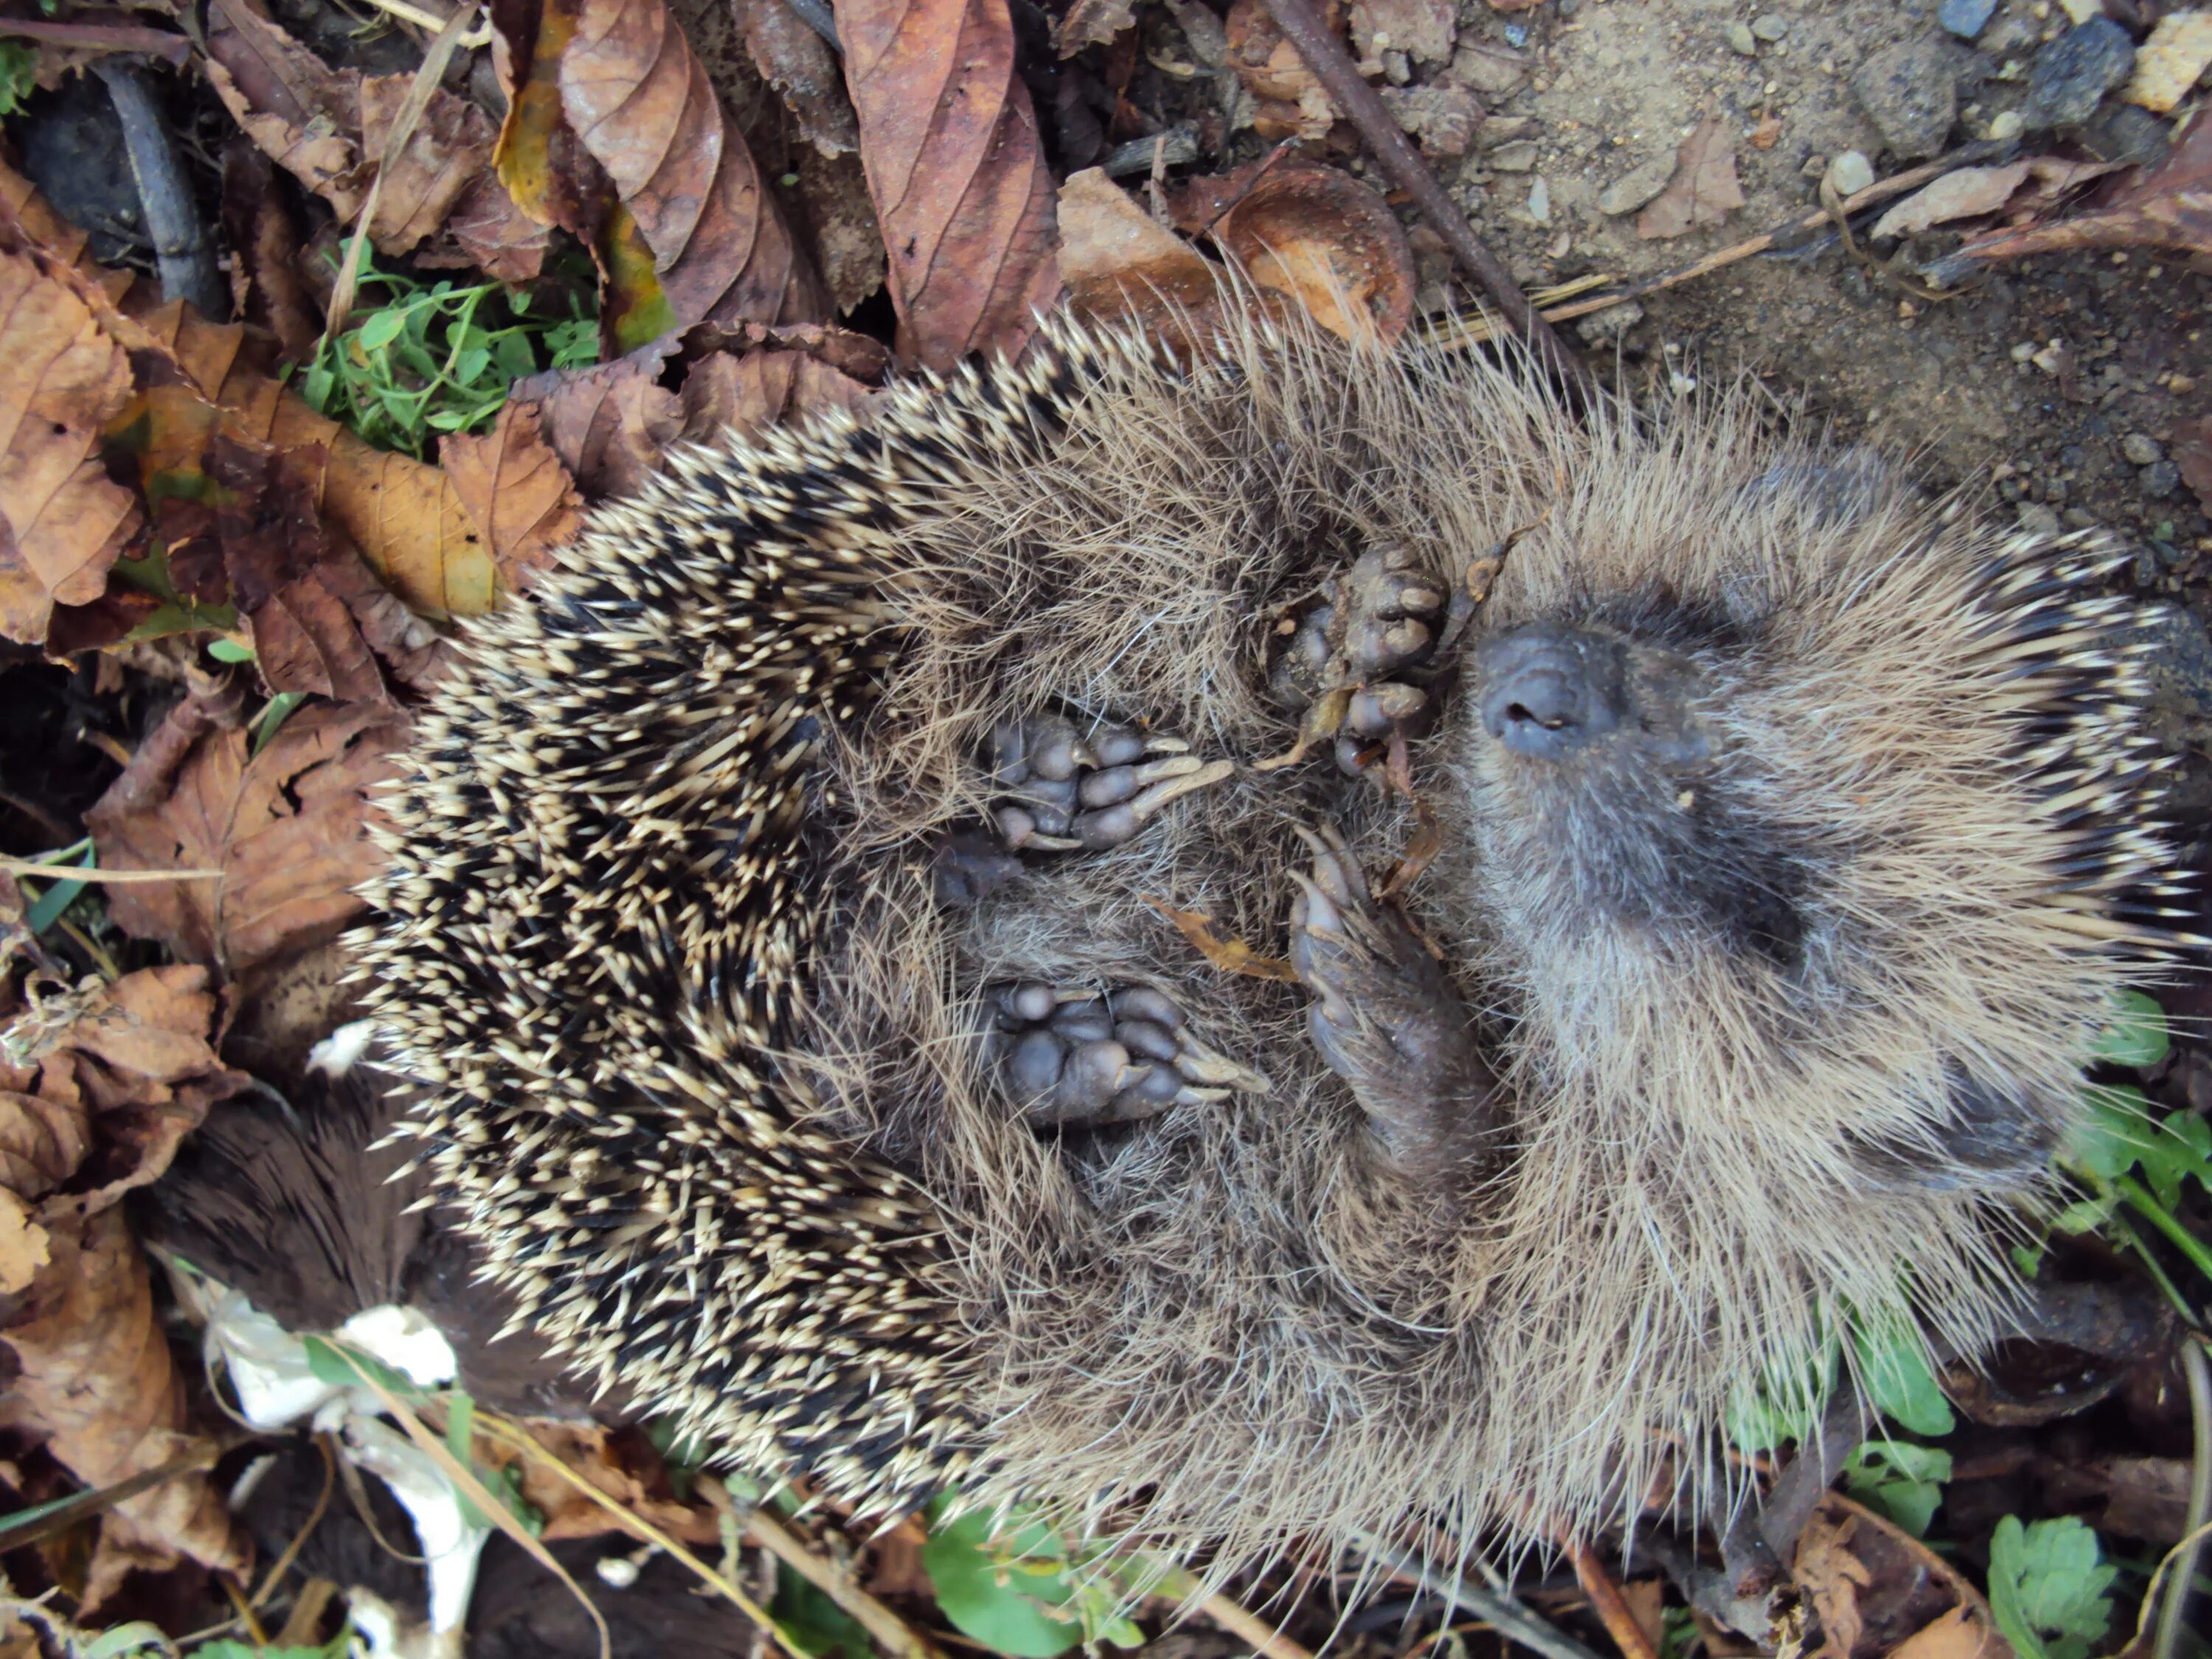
[{"x1": 355, "y1": 309, "x2": 2187, "y2": 1578}]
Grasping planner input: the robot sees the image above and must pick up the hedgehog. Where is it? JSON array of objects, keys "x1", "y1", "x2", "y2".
[{"x1": 349, "y1": 306, "x2": 2190, "y2": 1576}]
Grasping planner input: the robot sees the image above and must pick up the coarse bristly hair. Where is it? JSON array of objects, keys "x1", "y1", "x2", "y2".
[{"x1": 349, "y1": 303, "x2": 2191, "y2": 1585}]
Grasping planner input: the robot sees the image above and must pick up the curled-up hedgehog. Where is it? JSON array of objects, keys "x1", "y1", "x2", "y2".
[{"x1": 352, "y1": 308, "x2": 2190, "y2": 1570}]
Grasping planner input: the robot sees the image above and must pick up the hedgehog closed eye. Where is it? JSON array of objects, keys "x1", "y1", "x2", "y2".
[{"x1": 355, "y1": 303, "x2": 2192, "y2": 1590}]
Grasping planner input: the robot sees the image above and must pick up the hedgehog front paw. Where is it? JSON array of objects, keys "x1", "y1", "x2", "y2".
[
  {"x1": 1288, "y1": 827, "x2": 1498, "y2": 1176},
  {"x1": 1270, "y1": 545, "x2": 1447, "y2": 772},
  {"x1": 991, "y1": 716, "x2": 1233, "y2": 853},
  {"x1": 987, "y1": 981, "x2": 1267, "y2": 1127}
]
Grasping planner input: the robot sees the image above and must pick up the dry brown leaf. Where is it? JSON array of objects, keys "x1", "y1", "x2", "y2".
[
  {"x1": 0, "y1": 967, "x2": 249, "y2": 1578},
  {"x1": 220, "y1": 140, "x2": 321, "y2": 361},
  {"x1": 1056, "y1": 0, "x2": 1138, "y2": 54},
  {"x1": 440, "y1": 400, "x2": 588, "y2": 595},
  {"x1": 0, "y1": 232, "x2": 142, "y2": 646},
  {"x1": 1636, "y1": 116, "x2": 1745, "y2": 240},
  {"x1": 204, "y1": 0, "x2": 369, "y2": 226},
  {"x1": 2, "y1": 1208, "x2": 241, "y2": 1578},
  {"x1": 1225, "y1": 0, "x2": 1340, "y2": 138},
  {"x1": 87, "y1": 700, "x2": 408, "y2": 980},
  {"x1": 558, "y1": 0, "x2": 829, "y2": 328},
  {"x1": 1794, "y1": 1494, "x2": 2006, "y2": 1659},
  {"x1": 1058, "y1": 167, "x2": 1223, "y2": 333},
  {"x1": 424, "y1": 170, "x2": 554, "y2": 285},
  {"x1": 1958, "y1": 109, "x2": 2212, "y2": 263},
  {"x1": 1871, "y1": 158, "x2": 2121, "y2": 240},
  {"x1": 358, "y1": 71, "x2": 500, "y2": 255},
  {"x1": 510, "y1": 341, "x2": 684, "y2": 499},
  {"x1": 733, "y1": 0, "x2": 859, "y2": 154},
  {"x1": 1795, "y1": 1507, "x2": 1874, "y2": 1659},
  {"x1": 1213, "y1": 163, "x2": 1416, "y2": 344},
  {"x1": 487, "y1": 1422, "x2": 720, "y2": 1545},
  {"x1": 678, "y1": 349, "x2": 881, "y2": 445},
  {"x1": 843, "y1": 0, "x2": 1065, "y2": 369}
]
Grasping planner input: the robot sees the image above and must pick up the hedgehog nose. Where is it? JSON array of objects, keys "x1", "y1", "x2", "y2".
[{"x1": 1476, "y1": 624, "x2": 1625, "y2": 759}]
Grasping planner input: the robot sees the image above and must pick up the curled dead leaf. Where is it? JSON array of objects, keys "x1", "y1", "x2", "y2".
[
  {"x1": 1793, "y1": 1493, "x2": 2003, "y2": 1659},
  {"x1": 1058, "y1": 168, "x2": 1224, "y2": 336},
  {"x1": 841, "y1": 0, "x2": 1065, "y2": 369},
  {"x1": 204, "y1": 0, "x2": 368, "y2": 227},
  {"x1": 1635, "y1": 116, "x2": 1745, "y2": 241},
  {"x1": 1211, "y1": 162, "x2": 1416, "y2": 344},
  {"x1": 1871, "y1": 157, "x2": 2121, "y2": 240},
  {"x1": 86, "y1": 700, "x2": 409, "y2": 981},
  {"x1": 0, "y1": 967, "x2": 250, "y2": 1577},
  {"x1": 0, "y1": 227, "x2": 142, "y2": 646},
  {"x1": 1225, "y1": 0, "x2": 1340, "y2": 139}
]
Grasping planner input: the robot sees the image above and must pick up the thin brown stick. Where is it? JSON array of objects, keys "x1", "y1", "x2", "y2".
[
  {"x1": 707, "y1": 1485, "x2": 950, "y2": 1659},
  {"x1": 1256, "y1": 0, "x2": 1592, "y2": 399},
  {"x1": 1564, "y1": 1540, "x2": 1658, "y2": 1659},
  {"x1": 0, "y1": 858, "x2": 223, "y2": 883},
  {"x1": 0, "y1": 17, "x2": 192, "y2": 61}
]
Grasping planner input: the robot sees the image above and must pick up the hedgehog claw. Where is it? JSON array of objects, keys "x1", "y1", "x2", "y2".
[
  {"x1": 987, "y1": 981, "x2": 1265, "y2": 1128},
  {"x1": 1288, "y1": 827, "x2": 1499, "y2": 1178},
  {"x1": 991, "y1": 717, "x2": 1231, "y2": 855}
]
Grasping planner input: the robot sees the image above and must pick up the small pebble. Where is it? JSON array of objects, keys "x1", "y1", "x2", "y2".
[
  {"x1": 1750, "y1": 13, "x2": 1788, "y2": 41},
  {"x1": 2024, "y1": 18, "x2": 2137, "y2": 129},
  {"x1": 2082, "y1": 101, "x2": 2170, "y2": 167},
  {"x1": 2015, "y1": 502, "x2": 2063, "y2": 536},
  {"x1": 1825, "y1": 150, "x2": 1876, "y2": 197},
  {"x1": 1574, "y1": 300, "x2": 1645, "y2": 347},
  {"x1": 1489, "y1": 139, "x2": 1540, "y2": 172},
  {"x1": 1986, "y1": 108, "x2": 2026, "y2": 140},
  {"x1": 2142, "y1": 461, "x2": 2182, "y2": 499},
  {"x1": 1726, "y1": 21, "x2": 1758, "y2": 55},
  {"x1": 1851, "y1": 38, "x2": 1961, "y2": 159},
  {"x1": 2122, "y1": 434, "x2": 2165, "y2": 466},
  {"x1": 1597, "y1": 150, "x2": 1679, "y2": 215},
  {"x1": 1938, "y1": 0, "x2": 1997, "y2": 40},
  {"x1": 1527, "y1": 178, "x2": 1551, "y2": 224},
  {"x1": 2125, "y1": 12, "x2": 2212, "y2": 115}
]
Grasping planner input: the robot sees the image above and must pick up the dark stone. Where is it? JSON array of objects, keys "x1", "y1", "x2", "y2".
[
  {"x1": 2081, "y1": 101, "x2": 2171, "y2": 168},
  {"x1": 2142, "y1": 460, "x2": 2183, "y2": 499},
  {"x1": 2024, "y1": 18, "x2": 2136, "y2": 130},
  {"x1": 1851, "y1": 38, "x2": 1963, "y2": 159},
  {"x1": 1938, "y1": 0, "x2": 1996, "y2": 41}
]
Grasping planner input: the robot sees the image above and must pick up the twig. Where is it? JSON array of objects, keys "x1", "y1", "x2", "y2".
[
  {"x1": 0, "y1": 858, "x2": 222, "y2": 883},
  {"x1": 1541, "y1": 144, "x2": 2007, "y2": 327},
  {"x1": 2152, "y1": 1337, "x2": 2211, "y2": 1659},
  {"x1": 92, "y1": 59, "x2": 228, "y2": 318},
  {"x1": 1147, "y1": 1559, "x2": 1318, "y2": 1659},
  {"x1": 0, "y1": 1443, "x2": 223, "y2": 1555},
  {"x1": 355, "y1": 0, "x2": 493, "y2": 43},
  {"x1": 0, "y1": 18, "x2": 192, "y2": 62},
  {"x1": 1256, "y1": 0, "x2": 1592, "y2": 400},
  {"x1": 467, "y1": 1417, "x2": 807, "y2": 1659},
  {"x1": 1351, "y1": 1531, "x2": 1606, "y2": 1659},
  {"x1": 710, "y1": 1486, "x2": 949, "y2": 1659},
  {"x1": 323, "y1": 1, "x2": 479, "y2": 335},
  {"x1": 1564, "y1": 1539, "x2": 1658, "y2": 1659}
]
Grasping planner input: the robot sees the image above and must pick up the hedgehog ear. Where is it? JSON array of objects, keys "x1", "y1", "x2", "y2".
[{"x1": 1845, "y1": 1065, "x2": 2062, "y2": 1192}]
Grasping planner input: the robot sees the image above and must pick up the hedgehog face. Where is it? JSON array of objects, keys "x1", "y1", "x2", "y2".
[{"x1": 1458, "y1": 607, "x2": 1814, "y2": 973}]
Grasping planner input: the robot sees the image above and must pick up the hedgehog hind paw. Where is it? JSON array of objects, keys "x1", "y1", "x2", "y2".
[
  {"x1": 986, "y1": 979, "x2": 1265, "y2": 1129},
  {"x1": 990, "y1": 714, "x2": 1233, "y2": 853},
  {"x1": 1268, "y1": 544, "x2": 1446, "y2": 774},
  {"x1": 1289, "y1": 825, "x2": 1500, "y2": 1178}
]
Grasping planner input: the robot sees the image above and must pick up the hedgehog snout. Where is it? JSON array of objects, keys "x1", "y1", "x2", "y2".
[{"x1": 1475, "y1": 624, "x2": 1629, "y2": 759}]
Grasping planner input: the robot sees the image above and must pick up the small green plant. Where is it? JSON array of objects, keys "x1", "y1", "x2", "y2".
[
  {"x1": 921, "y1": 1500, "x2": 1148, "y2": 1658},
  {"x1": 0, "y1": 40, "x2": 37, "y2": 117},
  {"x1": 297, "y1": 261, "x2": 597, "y2": 458},
  {"x1": 1985, "y1": 1515, "x2": 2115, "y2": 1659},
  {"x1": 1840, "y1": 1440, "x2": 1952, "y2": 1537}
]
